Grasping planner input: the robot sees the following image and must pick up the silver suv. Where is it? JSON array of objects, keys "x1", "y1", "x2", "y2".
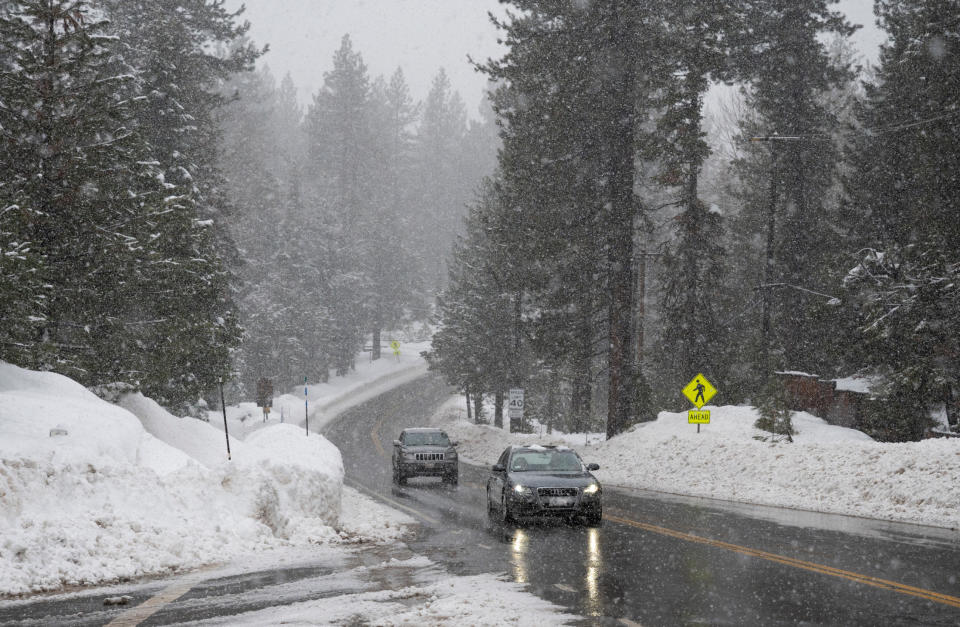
[{"x1": 392, "y1": 428, "x2": 459, "y2": 485}]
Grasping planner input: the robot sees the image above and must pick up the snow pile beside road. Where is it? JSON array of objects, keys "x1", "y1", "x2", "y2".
[
  {"x1": 436, "y1": 398, "x2": 960, "y2": 529},
  {"x1": 0, "y1": 363, "x2": 347, "y2": 596}
]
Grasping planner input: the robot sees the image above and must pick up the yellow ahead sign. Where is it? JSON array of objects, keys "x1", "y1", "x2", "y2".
[
  {"x1": 688, "y1": 410, "x2": 710, "y2": 424},
  {"x1": 682, "y1": 374, "x2": 717, "y2": 409},
  {"x1": 389, "y1": 340, "x2": 401, "y2": 355}
]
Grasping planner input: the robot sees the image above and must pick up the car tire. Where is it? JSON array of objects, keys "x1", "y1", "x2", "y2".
[
  {"x1": 445, "y1": 467, "x2": 459, "y2": 486},
  {"x1": 486, "y1": 485, "x2": 496, "y2": 518},
  {"x1": 499, "y1": 490, "x2": 513, "y2": 524},
  {"x1": 586, "y1": 505, "x2": 602, "y2": 527}
]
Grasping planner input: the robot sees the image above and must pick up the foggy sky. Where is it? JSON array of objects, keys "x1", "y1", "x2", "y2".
[
  {"x1": 227, "y1": 0, "x2": 884, "y2": 114},
  {"x1": 226, "y1": 0, "x2": 505, "y2": 114}
]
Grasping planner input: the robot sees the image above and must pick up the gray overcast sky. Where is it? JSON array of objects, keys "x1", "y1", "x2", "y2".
[
  {"x1": 227, "y1": 1, "x2": 885, "y2": 112},
  {"x1": 227, "y1": 0, "x2": 506, "y2": 112}
]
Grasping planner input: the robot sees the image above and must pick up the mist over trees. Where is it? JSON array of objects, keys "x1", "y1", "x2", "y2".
[
  {"x1": 220, "y1": 34, "x2": 498, "y2": 395},
  {"x1": 426, "y1": 0, "x2": 960, "y2": 442},
  {"x1": 0, "y1": 0, "x2": 496, "y2": 411}
]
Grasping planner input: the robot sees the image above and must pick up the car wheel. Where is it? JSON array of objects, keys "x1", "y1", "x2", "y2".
[
  {"x1": 486, "y1": 485, "x2": 496, "y2": 518},
  {"x1": 499, "y1": 490, "x2": 513, "y2": 524},
  {"x1": 445, "y1": 468, "x2": 458, "y2": 486},
  {"x1": 391, "y1": 464, "x2": 399, "y2": 485}
]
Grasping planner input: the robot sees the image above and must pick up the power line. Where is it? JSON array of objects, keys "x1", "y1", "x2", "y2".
[{"x1": 748, "y1": 106, "x2": 960, "y2": 143}]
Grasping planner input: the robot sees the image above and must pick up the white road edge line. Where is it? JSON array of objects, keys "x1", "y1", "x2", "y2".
[{"x1": 346, "y1": 479, "x2": 440, "y2": 525}]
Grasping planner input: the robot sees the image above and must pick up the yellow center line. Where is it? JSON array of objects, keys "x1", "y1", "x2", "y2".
[
  {"x1": 605, "y1": 512, "x2": 960, "y2": 609},
  {"x1": 105, "y1": 572, "x2": 206, "y2": 626}
]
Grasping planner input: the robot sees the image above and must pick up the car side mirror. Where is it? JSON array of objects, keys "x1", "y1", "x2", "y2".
[
  {"x1": 492, "y1": 463, "x2": 506, "y2": 472},
  {"x1": 451, "y1": 441, "x2": 459, "y2": 447},
  {"x1": 393, "y1": 440, "x2": 402, "y2": 447},
  {"x1": 586, "y1": 463, "x2": 600, "y2": 471}
]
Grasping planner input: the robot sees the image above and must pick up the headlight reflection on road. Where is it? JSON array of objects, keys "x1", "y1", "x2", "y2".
[
  {"x1": 511, "y1": 528, "x2": 528, "y2": 583},
  {"x1": 586, "y1": 526, "x2": 602, "y2": 615}
]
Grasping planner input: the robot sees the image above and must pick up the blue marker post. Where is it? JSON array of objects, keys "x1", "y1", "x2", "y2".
[{"x1": 304, "y1": 376, "x2": 309, "y2": 436}]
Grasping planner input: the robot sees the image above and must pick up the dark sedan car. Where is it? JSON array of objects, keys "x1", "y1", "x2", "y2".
[
  {"x1": 486, "y1": 444, "x2": 602, "y2": 525},
  {"x1": 392, "y1": 427, "x2": 459, "y2": 485}
]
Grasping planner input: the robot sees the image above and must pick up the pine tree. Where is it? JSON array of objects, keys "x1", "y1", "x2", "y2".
[
  {"x1": 366, "y1": 69, "x2": 424, "y2": 359},
  {"x1": 98, "y1": 0, "x2": 258, "y2": 408},
  {"x1": 728, "y1": 0, "x2": 856, "y2": 379},
  {"x1": 426, "y1": 180, "x2": 515, "y2": 424},
  {"x1": 843, "y1": 0, "x2": 960, "y2": 440},
  {"x1": 413, "y1": 68, "x2": 469, "y2": 292},
  {"x1": 0, "y1": 0, "x2": 162, "y2": 381},
  {"x1": 647, "y1": 0, "x2": 737, "y2": 404},
  {"x1": 303, "y1": 34, "x2": 375, "y2": 374},
  {"x1": 480, "y1": 0, "x2": 660, "y2": 437}
]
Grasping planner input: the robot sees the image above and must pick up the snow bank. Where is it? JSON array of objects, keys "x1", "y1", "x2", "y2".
[
  {"x1": 0, "y1": 363, "x2": 348, "y2": 596},
  {"x1": 436, "y1": 398, "x2": 960, "y2": 529}
]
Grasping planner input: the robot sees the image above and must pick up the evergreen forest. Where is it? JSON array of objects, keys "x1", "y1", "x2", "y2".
[{"x1": 1, "y1": 0, "x2": 957, "y2": 443}]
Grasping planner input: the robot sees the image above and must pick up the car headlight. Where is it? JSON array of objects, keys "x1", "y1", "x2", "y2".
[
  {"x1": 582, "y1": 483, "x2": 600, "y2": 495},
  {"x1": 513, "y1": 484, "x2": 533, "y2": 496},
  {"x1": 447, "y1": 450, "x2": 458, "y2": 458}
]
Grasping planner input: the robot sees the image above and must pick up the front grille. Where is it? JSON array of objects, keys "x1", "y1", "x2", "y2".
[
  {"x1": 415, "y1": 452, "x2": 444, "y2": 461},
  {"x1": 537, "y1": 487, "x2": 578, "y2": 498}
]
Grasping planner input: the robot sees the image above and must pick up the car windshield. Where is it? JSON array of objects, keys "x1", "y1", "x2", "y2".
[
  {"x1": 404, "y1": 432, "x2": 450, "y2": 446},
  {"x1": 510, "y1": 450, "x2": 582, "y2": 472}
]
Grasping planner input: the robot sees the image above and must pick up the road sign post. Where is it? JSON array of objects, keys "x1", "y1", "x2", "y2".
[
  {"x1": 508, "y1": 388, "x2": 524, "y2": 432},
  {"x1": 390, "y1": 340, "x2": 401, "y2": 361}
]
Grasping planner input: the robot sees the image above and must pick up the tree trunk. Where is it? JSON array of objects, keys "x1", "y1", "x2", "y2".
[
  {"x1": 494, "y1": 390, "x2": 504, "y2": 428},
  {"x1": 604, "y1": 10, "x2": 638, "y2": 439},
  {"x1": 465, "y1": 387, "x2": 472, "y2": 422},
  {"x1": 473, "y1": 392, "x2": 484, "y2": 425},
  {"x1": 372, "y1": 327, "x2": 381, "y2": 361},
  {"x1": 761, "y1": 147, "x2": 781, "y2": 381},
  {"x1": 572, "y1": 321, "x2": 593, "y2": 433}
]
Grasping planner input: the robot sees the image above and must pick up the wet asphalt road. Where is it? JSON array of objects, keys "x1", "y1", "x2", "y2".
[
  {"x1": 325, "y1": 374, "x2": 960, "y2": 626},
  {"x1": 2, "y1": 373, "x2": 960, "y2": 626}
]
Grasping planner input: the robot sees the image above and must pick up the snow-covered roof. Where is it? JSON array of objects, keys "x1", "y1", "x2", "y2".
[{"x1": 832, "y1": 375, "x2": 883, "y2": 394}]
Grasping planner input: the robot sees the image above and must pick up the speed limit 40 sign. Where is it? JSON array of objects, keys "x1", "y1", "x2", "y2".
[{"x1": 508, "y1": 388, "x2": 524, "y2": 420}]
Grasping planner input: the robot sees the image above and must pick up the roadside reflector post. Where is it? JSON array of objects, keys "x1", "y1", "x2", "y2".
[
  {"x1": 219, "y1": 377, "x2": 231, "y2": 460},
  {"x1": 304, "y1": 376, "x2": 309, "y2": 436}
]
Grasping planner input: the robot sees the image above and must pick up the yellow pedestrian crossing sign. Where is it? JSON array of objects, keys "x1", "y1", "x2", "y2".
[
  {"x1": 389, "y1": 340, "x2": 401, "y2": 355},
  {"x1": 682, "y1": 374, "x2": 717, "y2": 409}
]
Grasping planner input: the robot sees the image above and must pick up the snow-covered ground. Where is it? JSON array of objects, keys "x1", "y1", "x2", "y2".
[
  {"x1": 5, "y1": 340, "x2": 960, "y2": 622},
  {"x1": 0, "y1": 353, "x2": 578, "y2": 624},
  {"x1": 435, "y1": 397, "x2": 960, "y2": 530}
]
